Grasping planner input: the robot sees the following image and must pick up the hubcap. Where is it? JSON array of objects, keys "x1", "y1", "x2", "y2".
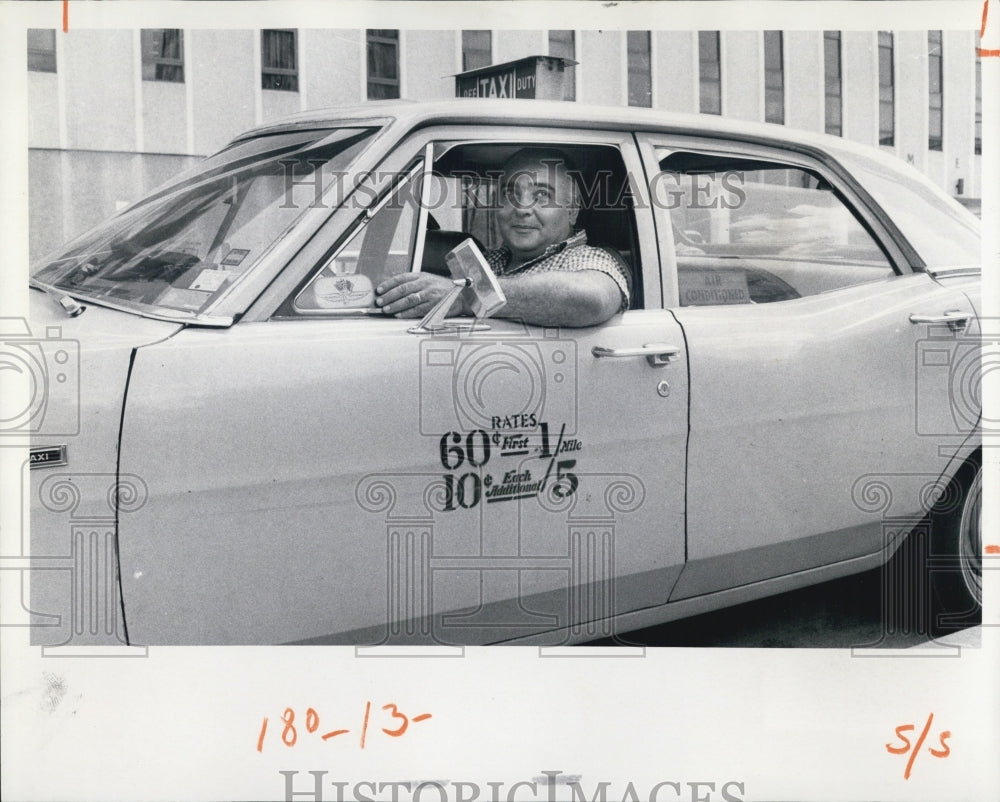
[{"x1": 958, "y1": 468, "x2": 982, "y2": 605}]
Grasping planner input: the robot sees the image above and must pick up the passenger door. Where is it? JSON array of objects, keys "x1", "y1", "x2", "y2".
[
  {"x1": 636, "y1": 134, "x2": 978, "y2": 600},
  {"x1": 117, "y1": 128, "x2": 689, "y2": 645}
]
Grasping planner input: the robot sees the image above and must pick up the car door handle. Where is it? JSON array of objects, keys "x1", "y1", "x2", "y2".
[
  {"x1": 908, "y1": 311, "x2": 970, "y2": 331},
  {"x1": 591, "y1": 343, "x2": 681, "y2": 367}
]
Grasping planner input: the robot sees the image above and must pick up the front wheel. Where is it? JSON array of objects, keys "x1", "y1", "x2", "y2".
[{"x1": 928, "y1": 453, "x2": 982, "y2": 635}]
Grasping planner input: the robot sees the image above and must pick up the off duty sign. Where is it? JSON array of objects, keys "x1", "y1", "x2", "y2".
[{"x1": 455, "y1": 56, "x2": 576, "y2": 101}]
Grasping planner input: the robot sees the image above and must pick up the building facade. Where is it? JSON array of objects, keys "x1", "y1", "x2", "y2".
[{"x1": 27, "y1": 27, "x2": 983, "y2": 260}]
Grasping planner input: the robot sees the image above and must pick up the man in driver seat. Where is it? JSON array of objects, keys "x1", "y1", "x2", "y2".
[{"x1": 375, "y1": 148, "x2": 630, "y2": 327}]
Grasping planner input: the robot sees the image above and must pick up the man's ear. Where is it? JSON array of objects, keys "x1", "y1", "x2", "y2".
[{"x1": 567, "y1": 204, "x2": 579, "y2": 227}]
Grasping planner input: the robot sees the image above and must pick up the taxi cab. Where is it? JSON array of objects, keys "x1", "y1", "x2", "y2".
[{"x1": 25, "y1": 84, "x2": 982, "y2": 645}]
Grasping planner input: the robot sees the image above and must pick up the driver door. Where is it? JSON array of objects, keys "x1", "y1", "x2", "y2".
[{"x1": 116, "y1": 127, "x2": 689, "y2": 645}]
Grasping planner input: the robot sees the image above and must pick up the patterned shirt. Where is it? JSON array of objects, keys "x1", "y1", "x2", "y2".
[{"x1": 485, "y1": 230, "x2": 630, "y2": 312}]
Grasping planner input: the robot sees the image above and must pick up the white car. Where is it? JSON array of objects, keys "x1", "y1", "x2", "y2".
[{"x1": 24, "y1": 100, "x2": 982, "y2": 645}]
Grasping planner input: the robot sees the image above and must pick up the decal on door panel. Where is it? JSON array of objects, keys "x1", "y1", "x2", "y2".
[{"x1": 438, "y1": 419, "x2": 582, "y2": 510}]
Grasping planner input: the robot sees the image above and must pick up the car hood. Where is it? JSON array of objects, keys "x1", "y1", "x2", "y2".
[{"x1": 24, "y1": 288, "x2": 182, "y2": 646}]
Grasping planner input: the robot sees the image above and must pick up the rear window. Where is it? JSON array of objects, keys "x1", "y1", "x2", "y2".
[{"x1": 835, "y1": 149, "x2": 980, "y2": 269}]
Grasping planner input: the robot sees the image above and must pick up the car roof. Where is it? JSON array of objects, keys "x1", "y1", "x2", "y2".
[{"x1": 234, "y1": 98, "x2": 907, "y2": 173}]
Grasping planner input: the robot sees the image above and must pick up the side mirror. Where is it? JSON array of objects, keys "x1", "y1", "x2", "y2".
[{"x1": 408, "y1": 239, "x2": 506, "y2": 334}]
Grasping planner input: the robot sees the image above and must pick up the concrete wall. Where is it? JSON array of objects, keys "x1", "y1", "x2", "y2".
[
  {"x1": 579, "y1": 30, "x2": 624, "y2": 106},
  {"x1": 189, "y1": 29, "x2": 256, "y2": 155},
  {"x1": 842, "y1": 32, "x2": 878, "y2": 146},
  {"x1": 494, "y1": 30, "x2": 546, "y2": 64},
  {"x1": 301, "y1": 29, "x2": 364, "y2": 109},
  {"x1": 29, "y1": 150, "x2": 199, "y2": 261},
  {"x1": 784, "y1": 31, "x2": 824, "y2": 134},
  {"x1": 654, "y1": 31, "x2": 697, "y2": 112},
  {"x1": 27, "y1": 71, "x2": 60, "y2": 148},
  {"x1": 64, "y1": 29, "x2": 136, "y2": 152},
  {"x1": 722, "y1": 31, "x2": 761, "y2": 121},
  {"x1": 406, "y1": 30, "x2": 460, "y2": 101}
]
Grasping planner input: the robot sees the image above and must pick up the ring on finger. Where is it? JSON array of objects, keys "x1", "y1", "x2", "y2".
[{"x1": 414, "y1": 291, "x2": 421, "y2": 305}]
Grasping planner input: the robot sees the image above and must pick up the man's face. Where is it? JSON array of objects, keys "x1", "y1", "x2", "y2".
[{"x1": 497, "y1": 158, "x2": 578, "y2": 263}]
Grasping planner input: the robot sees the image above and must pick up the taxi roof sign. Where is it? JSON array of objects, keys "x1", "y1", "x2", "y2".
[{"x1": 455, "y1": 55, "x2": 577, "y2": 101}]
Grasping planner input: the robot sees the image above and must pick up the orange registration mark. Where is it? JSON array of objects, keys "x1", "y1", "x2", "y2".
[{"x1": 257, "y1": 702, "x2": 432, "y2": 753}]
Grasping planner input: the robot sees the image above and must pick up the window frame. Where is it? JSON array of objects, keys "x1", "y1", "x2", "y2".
[
  {"x1": 877, "y1": 31, "x2": 895, "y2": 146},
  {"x1": 698, "y1": 31, "x2": 722, "y2": 115},
  {"x1": 974, "y1": 56, "x2": 982, "y2": 156},
  {"x1": 27, "y1": 28, "x2": 57, "y2": 73},
  {"x1": 928, "y1": 30, "x2": 943, "y2": 151},
  {"x1": 633, "y1": 132, "x2": 917, "y2": 308},
  {"x1": 262, "y1": 126, "x2": 659, "y2": 320},
  {"x1": 461, "y1": 30, "x2": 492, "y2": 73},
  {"x1": 141, "y1": 29, "x2": 185, "y2": 83},
  {"x1": 627, "y1": 30, "x2": 652, "y2": 108},
  {"x1": 824, "y1": 30, "x2": 843, "y2": 137},
  {"x1": 261, "y1": 29, "x2": 299, "y2": 92},
  {"x1": 763, "y1": 30, "x2": 784, "y2": 125},
  {"x1": 367, "y1": 29, "x2": 401, "y2": 100}
]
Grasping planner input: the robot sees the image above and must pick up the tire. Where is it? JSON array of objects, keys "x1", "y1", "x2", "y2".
[{"x1": 926, "y1": 451, "x2": 982, "y2": 636}]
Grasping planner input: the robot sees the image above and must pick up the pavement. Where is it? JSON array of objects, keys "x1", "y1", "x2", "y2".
[{"x1": 585, "y1": 566, "x2": 982, "y2": 649}]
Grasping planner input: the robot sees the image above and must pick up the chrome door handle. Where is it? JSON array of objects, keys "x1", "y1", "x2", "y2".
[
  {"x1": 592, "y1": 343, "x2": 681, "y2": 367},
  {"x1": 908, "y1": 311, "x2": 970, "y2": 331}
]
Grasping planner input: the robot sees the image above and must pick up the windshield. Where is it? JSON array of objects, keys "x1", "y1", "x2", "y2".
[
  {"x1": 834, "y1": 148, "x2": 980, "y2": 269},
  {"x1": 33, "y1": 127, "x2": 378, "y2": 319}
]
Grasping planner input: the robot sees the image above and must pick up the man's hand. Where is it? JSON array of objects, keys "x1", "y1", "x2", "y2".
[{"x1": 375, "y1": 272, "x2": 467, "y2": 318}]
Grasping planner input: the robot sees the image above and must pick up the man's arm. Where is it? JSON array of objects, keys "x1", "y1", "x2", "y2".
[
  {"x1": 375, "y1": 269, "x2": 623, "y2": 327},
  {"x1": 493, "y1": 269, "x2": 622, "y2": 327}
]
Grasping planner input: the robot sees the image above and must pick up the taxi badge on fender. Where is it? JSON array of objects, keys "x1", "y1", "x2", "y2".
[{"x1": 30, "y1": 445, "x2": 67, "y2": 469}]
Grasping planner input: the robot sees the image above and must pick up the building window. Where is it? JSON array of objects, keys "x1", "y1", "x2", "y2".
[
  {"x1": 141, "y1": 29, "x2": 184, "y2": 82},
  {"x1": 461, "y1": 30, "x2": 491, "y2": 72},
  {"x1": 548, "y1": 30, "x2": 576, "y2": 101},
  {"x1": 877, "y1": 32, "x2": 894, "y2": 145},
  {"x1": 699, "y1": 31, "x2": 721, "y2": 115},
  {"x1": 367, "y1": 29, "x2": 400, "y2": 99},
  {"x1": 261, "y1": 29, "x2": 298, "y2": 91},
  {"x1": 627, "y1": 31, "x2": 652, "y2": 107},
  {"x1": 763, "y1": 30, "x2": 784, "y2": 124},
  {"x1": 824, "y1": 31, "x2": 842, "y2": 136},
  {"x1": 928, "y1": 30, "x2": 943, "y2": 151},
  {"x1": 975, "y1": 56, "x2": 982, "y2": 155},
  {"x1": 27, "y1": 29, "x2": 56, "y2": 73}
]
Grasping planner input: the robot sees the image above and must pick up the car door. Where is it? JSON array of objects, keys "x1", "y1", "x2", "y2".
[
  {"x1": 116, "y1": 125, "x2": 689, "y2": 645},
  {"x1": 635, "y1": 133, "x2": 978, "y2": 600}
]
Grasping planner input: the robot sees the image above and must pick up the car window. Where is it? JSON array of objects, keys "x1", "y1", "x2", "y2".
[
  {"x1": 32, "y1": 128, "x2": 377, "y2": 319},
  {"x1": 294, "y1": 162, "x2": 423, "y2": 313},
  {"x1": 832, "y1": 147, "x2": 980, "y2": 268},
  {"x1": 652, "y1": 150, "x2": 895, "y2": 306},
  {"x1": 290, "y1": 140, "x2": 642, "y2": 316}
]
